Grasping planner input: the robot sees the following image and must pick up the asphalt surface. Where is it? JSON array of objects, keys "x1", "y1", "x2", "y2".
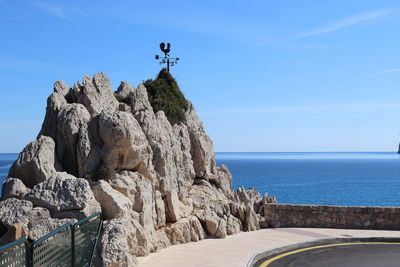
[{"x1": 257, "y1": 243, "x2": 400, "y2": 267}]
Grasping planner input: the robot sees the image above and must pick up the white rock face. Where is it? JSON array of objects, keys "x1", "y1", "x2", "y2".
[
  {"x1": 3, "y1": 72, "x2": 276, "y2": 266},
  {"x1": 97, "y1": 111, "x2": 154, "y2": 179},
  {"x1": 1, "y1": 178, "x2": 30, "y2": 199},
  {"x1": 78, "y1": 73, "x2": 119, "y2": 115},
  {"x1": 164, "y1": 216, "x2": 205, "y2": 244},
  {"x1": 165, "y1": 189, "x2": 183, "y2": 223},
  {"x1": 8, "y1": 136, "x2": 57, "y2": 188},
  {"x1": 39, "y1": 91, "x2": 67, "y2": 140},
  {"x1": 107, "y1": 172, "x2": 138, "y2": 200},
  {"x1": 0, "y1": 199, "x2": 31, "y2": 245},
  {"x1": 92, "y1": 180, "x2": 133, "y2": 220},
  {"x1": 56, "y1": 103, "x2": 91, "y2": 176},
  {"x1": 185, "y1": 102, "x2": 217, "y2": 178},
  {"x1": 0, "y1": 198, "x2": 76, "y2": 246},
  {"x1": 24, "y1": 172, "x2": 101, "y2": 219},
  {"x1": 129, "y1": 84, "x2": 195, "y2": 191},
  {"x1": 98, "y1": 218, "x2": 138, "y2": 267}
]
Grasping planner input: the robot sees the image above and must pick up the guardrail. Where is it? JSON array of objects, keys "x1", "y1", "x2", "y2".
[
  {"x1": 0, "y1": 212, "x2": 102, "y2": 267},
  {"x1": 0, "y1": 238, "x2": 28, "y2": 267}
]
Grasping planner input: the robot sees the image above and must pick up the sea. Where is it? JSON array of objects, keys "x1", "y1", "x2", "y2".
[
  {"x1": 1, "y1": 152, "x2": 400, "y2": 206},
  {"x1": 216, "y1": 152, "x2": 400, "y2": 207}
]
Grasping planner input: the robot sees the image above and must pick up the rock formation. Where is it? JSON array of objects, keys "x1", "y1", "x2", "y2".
[{"x1": 1, "y1": 71, "x2": 276, "y2": 266}]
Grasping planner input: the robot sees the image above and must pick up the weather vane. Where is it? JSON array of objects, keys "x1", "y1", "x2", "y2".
[{"x1": 155, "y1": 42, "x2": 180, "y2": 72}]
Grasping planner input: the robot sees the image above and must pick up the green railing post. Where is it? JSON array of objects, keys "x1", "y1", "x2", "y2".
[
  {"x1": 71, "y1": 224, "x2": 75, "y2": 267},
  {"x1": 73, "y1": 212, "x2": 102, "y2": 267},
  {"x1": 89, "y1": 219, "x2": 103, "y2": 267},
  {"x1": 25, "y1": 240, "x2": 30, "y2": 267},
  {"x1": 29, "y1": 241, "x2": 33, "y2": 267}
]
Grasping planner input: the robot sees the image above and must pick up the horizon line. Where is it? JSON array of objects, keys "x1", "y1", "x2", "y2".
[
  {"x1": 215, "y1": 151, "x2": 397, "y2": 153},
  {"x1": 0, "y1": 151, "x2": 398, "y2": 155}
]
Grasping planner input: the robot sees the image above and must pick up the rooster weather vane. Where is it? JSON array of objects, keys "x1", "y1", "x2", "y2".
[{"x1": 155, "y1": 42, "x2": 180, "y2": 72}]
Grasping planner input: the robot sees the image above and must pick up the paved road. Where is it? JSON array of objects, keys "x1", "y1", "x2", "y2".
[
  {"x1": 257, "y1": 242, "x2": 400, "y2": 267},
  {"x1": 138, "y1": 228, "x2": 400, "y2": 267}
]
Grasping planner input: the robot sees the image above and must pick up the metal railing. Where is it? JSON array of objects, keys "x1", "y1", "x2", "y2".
[
  {"x1": 0, "y1": 238, "x2": 28, "y2": 267},
  {"x1": 73, "y1": 212, "x2": 102, "y2": 267},
  {"x1": 0, "y1": 212, "x2": 102, "y2": 267}
]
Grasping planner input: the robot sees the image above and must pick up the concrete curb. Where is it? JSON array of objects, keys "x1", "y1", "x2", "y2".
[{"x1": 245, "y1": 236, "x2": 400, "y2": 267}]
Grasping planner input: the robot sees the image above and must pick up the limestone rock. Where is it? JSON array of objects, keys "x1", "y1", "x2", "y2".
[
  {"x1": 78, "y1": 73, "x2": 119, "y2": 115},
  {"x1": 0, "y1": 224, "x2": 27, "y2": 246},
  {"x1": 8, "y1": 136, "x2": 57, "y2": 188},
  {"x1": 127, "y1": 82, "x2": 196, "y2": 191},
  {"x1": 108, "y1": 171, "x2": 157, "y2": 233},
  {"x1": 76, "y1": 124, "x2": 94, "y2": 177},
  {"x1": 0, "y1": 198, "x2": 32, "y2": 232},
  {"x1": 132, "y1": 178, "x2": 154, "y2": 232},
  {"x1": 154, "y1": 190, "x2": 166, "y2": 229},
  {"x1": 56, "y1": 103, "x2": 91, "y2": 176},
  {"x1": 0, "y1": 198, "x2": 49, "y2": 245},
  {"x1": 39, "y1": 92, "x2": 67, "y2": 139},
  {"x1": 165, "y1": 189, "x2": 183, "y2": 223},
  {"x1": 133, "y1": 112, "x2": 195, "y2": 190},
  {"x1": 164, "y1": 216, "x2": 205, "y2": 245},
  {"x1": 233, "y1": 187, "x2": 264, "y2": 213},
  {"x1": 24, "y1": 172, "x2": 101, "y2": 219},
  {"x1": 28, "y1": 217, "x2": 76, "y2": 240},
  {"x1": 4, "y1": 72, "x2": 276, "y2": 265},
  {"x1": 130, "y1": 83, "x2": 153, "y2": 113},
  {"x1": 172, "y1": 123, "x2": 196, "y2": 188},
  {"x1": 92, "y1": 180, "x2": 133, "y2": 220},
  {"x1": 54, "y1": 80, "x2": 70, "y2": 97},
  {"x1": 190, "y1": 180, "x2": 230, "y2": 218},
  {"x1": 108, "y1": 171, "x2": 138, "y2": 201},
  {"x1": 98, "y1": 217, "x2": 155, "y2": 265},
  {"x1": 189, "y1": 216, "x2": 206, "y2": 241},
  {"x1": 1, "y1": 178, "x2": 30, "y2": 199},
  {"x1": 185, "y1": 102, "x2": 216, "y2": 178},
  {"x1": 226, "y1": 215, "x2": 242, "y2": 235},
  {"x1": 97, "y1": 111, "x2": 154, "y2": 179},
  {"x1": 209, "y1": 165, "x2": 232, "y2": 197},
  {"x1": 164, "y1": 218, "x2": 191, "y2": 245},
  {"x1": 114, "y1": 81, "x2": 134, "y2": 104},
  {"x1": 98, "y1": 218, "x2": 138, "y2": 267},
  {"x1": 75, "y1": 115, "x2": 108, "y2": 177},
  {"x1": 204, "y1": 211, "x2": 226, "y2": 238},
  {"x1": 245, "y1": 204, "x2": 260, "y2": 231}
]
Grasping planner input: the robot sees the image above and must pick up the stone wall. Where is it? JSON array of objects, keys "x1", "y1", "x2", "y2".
[{"x1": 264, "y1": 203, "x2": 400, "y2": 230}]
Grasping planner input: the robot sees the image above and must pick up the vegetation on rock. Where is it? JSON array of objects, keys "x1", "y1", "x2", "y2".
[{"x1": 144, "y1": 68, "x2": 188, "y2": 125}]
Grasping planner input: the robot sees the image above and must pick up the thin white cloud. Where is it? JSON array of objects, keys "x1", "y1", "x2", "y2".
[
  {"x1": 294, "y1": 9, "x2": 395, "y2": 39},
  {"x1": 261, "y1": 9, "x2": 397, "y2": 44},
  {"x1": 201, "y1": 102, "x2": 400, "y2": 116},
  {"x1": 34, "y1": 2, "x2": 84, "y2": 21},
  {"x1": 362, "y1": 67, "x2": 400, "y2": 78}
]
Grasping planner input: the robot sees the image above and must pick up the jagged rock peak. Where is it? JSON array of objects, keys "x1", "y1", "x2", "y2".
[{"x1": 2, "y1": 71, "x2": 276, "y2": 266}]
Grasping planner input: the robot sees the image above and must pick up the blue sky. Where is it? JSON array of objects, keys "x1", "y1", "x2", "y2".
[{"x1": 1, "y1": 0, "x2": 400, "y2": 152}]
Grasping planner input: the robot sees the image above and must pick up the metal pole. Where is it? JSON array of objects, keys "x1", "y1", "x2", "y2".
[
  {"x1": 71, "y1": 225, "x2": 75, "y2": 267},
  {"x1": 167, "y1": 58, "x2": 170, "y2": 72}
]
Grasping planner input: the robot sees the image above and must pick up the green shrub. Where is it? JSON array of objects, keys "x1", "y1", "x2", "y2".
[{"x1": 144, "y1": 69, "x2": 188, "y2": 125}]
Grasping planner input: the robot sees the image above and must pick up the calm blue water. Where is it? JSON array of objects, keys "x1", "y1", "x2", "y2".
[
  {"x1": 216, "y1": 152, "x2": 400, "y2": 207},
  {"x1": 2, "y1": 152, "x2": 400, "y2": 206}
]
